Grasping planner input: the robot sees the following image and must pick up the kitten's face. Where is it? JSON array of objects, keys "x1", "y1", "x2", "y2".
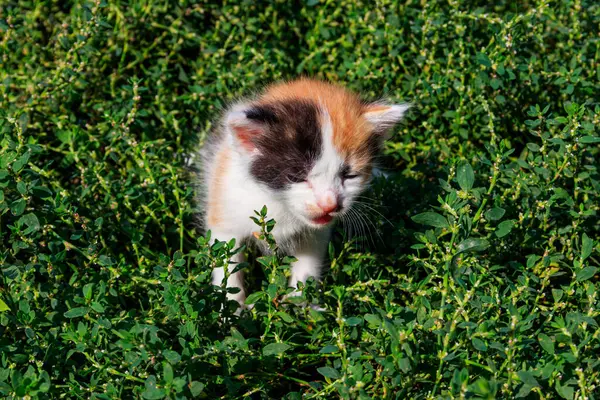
[{"x1": 226, "y1": 79, "x2": 408, "y2": 228}]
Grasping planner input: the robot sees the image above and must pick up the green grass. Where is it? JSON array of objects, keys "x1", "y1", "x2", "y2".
[{"x1": 1, "y1": 0, "x2": 600, "y2": 398}]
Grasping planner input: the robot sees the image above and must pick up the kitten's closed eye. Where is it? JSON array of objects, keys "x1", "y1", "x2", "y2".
[{"x1": 340, "y1": 165, "x2": 359, "y2": 181}]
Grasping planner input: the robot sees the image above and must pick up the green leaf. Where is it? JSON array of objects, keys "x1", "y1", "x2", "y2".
[
  {"x1": 2, "y1": 266, "x2": 19, "y2": 280},
  {"x1": 276, "y1": 311, "x2": 294, "y2": 323},
  {"x1": 364, "y1": 314, "x2": 381, "y2": 328},
  {"x1": 552, "y1": 289, "x2": 563, "y2": 302},
  {"x1": 38, "y1": 370, "x2": 51, "y2": 393},
  {"x1": 64, "y1": 307, "x2": 89, "y2": 318},
  {"x1": 581, "y1": 233, "x2": 593, "y2": 260},
  {"x1": 472, "y1": 338, "x2": 487, "y2": 351},
  {"x1": 317, "y1": 366, "x2": 341, "y2": 380},
  {"x1": 398, "y1": 357, "x2": 411, "y2": 373},
  {"x1": 83, "y1": 283, "x2": 94, "y2": 301},
  {"x1": 576, "y1": 266, "x2": 597, "y2": 282},
  {"x1": 0, "y1": 151, "x2": 16, "y2": 168},
  {"x1": 189, "y1": 381, "x2": 205, "y2": 397},
  {"x1": 579, "y1": 136, "x2": 600, "y2": 143},
  {"x1": 10, "y1": 199, "x2": 26, "y2": 216},
  {"x1": 457, "y1": 161, "x2": 474, "y2": 190},
  {"x1": 516, "y1": 370, "x2": 540, "y2": 397},
  {"x1": 456, "y1": 238, "x2": 490, "y2": 254},
  {"x1": 0, "y1": 299, "x2": 9, "y2": 312},
  {"x1": 245, "y1": 291, "x2": 265, "y2": 305},
  {"x1": 484, "y1": 207, "x2": 506, "y2": 221},
  {"x1": 475, "y1": 52, "x2": 491, "y2": 67},
  {"x1": 12, "y1": 152, "x2": 30, "y2": 173},
  {"x1": 495, "y1": 220, "x2": 514, "y2": 238},
  {"x1": 556, "y1": 380, "x2": 574, "y2": 400},
  {"x1": 319, "y1": 345, "x2": 338, "y2": 354},
  {"x1": 19, "y1": 213, "x2": 40, "y2": 235},
  {"x1": 16, "y1": 181, "x2": 27, "y2": 195},
  {"x1": 142, "y1": 376, "x2": 165, "y2": 400},
  {"x1": 262, "y1": 343, "x2": 291, "y2": 356},
  {"x1": 97, "y1": 255, "x2": 114, "y2": 267},
  {"x1": 267, "y1": 283, "x2": 277, "y2": 299},
  {"x1": 515, "y1": 383, "x2": 535, "y2": 397},
  {"x1": 411, "y1": 212, "x2": 449, "y2": 228},
  {"x1": 90, "y1": 302, "x2": 105, "y2": 313},
  {"x1": 345, "y1": 316, "x2": 363, "y2": 326},
  {"x1": 163, "y1": 363, "x2": 173, "y2": 384},
  {"x1": 560, "y1": 351, "x2": 577, "y2": 363},
  {"x1": 526, "y1": 142, "x2": 540, "y2": 152},
  {"x1": 538, "y1": 333, "x2": 554, "y2": 355},
  {"x1": 163, "y1": 350, "x2": 181, "y2": 364}
]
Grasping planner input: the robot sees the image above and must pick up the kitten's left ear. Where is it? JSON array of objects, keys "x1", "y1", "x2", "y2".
[{"x1": 363, "y1": 103, "x2": 410, "y2": 137}]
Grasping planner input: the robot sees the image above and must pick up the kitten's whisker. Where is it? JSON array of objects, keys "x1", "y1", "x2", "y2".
[
  {"x1": 352, "y1": 196, "x2": 392, "y2": 215},
  {"x1": 344, "y1": 209, "x2": 361, "y2": 249},
  {"x1": 351, "y1": 206, "x2": 380, "y2": 250},
  {"x1": 347, "y1": 210, "x2": 363, "y2": 251},
  {"x1": 340, "y1": 213, "x2": 348, "y2": 240},
  {"x1": 352, "y1": 201, "x2": 394, "y2": 227},
  {"x1": 349, "y1": 204, "x2": 385, "y2": 250},
  {"x1": 353, "y1": 195, "x2": 388, "y2": 207},
  {"x1": 347, "y1": 207, "x2": 370, "y2": 251}
]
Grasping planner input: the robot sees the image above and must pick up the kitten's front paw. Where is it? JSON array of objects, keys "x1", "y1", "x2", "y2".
[{"x1": 309, "y1": 303, "x2": 326, "y2": 312}]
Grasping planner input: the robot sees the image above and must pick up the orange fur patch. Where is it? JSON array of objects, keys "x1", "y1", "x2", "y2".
[
  {"x1": 207, "y1": 145, "x2": 230, "y2": 228},
  {"x1": 260, "y1": 78, "x2": 375, "y2": 164},
  {"x1": 363, "y1": 104, "x2": 391, "y2": 114}
]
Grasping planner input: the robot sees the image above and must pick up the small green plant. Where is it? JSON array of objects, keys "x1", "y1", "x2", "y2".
[{"x1": 1, "y1": 0, "x2": 599, "y2": 398}]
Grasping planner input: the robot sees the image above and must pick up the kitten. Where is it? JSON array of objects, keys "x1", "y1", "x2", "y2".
[{"x1": 199, "y1": 78, "x2": 408, "y2": 311}]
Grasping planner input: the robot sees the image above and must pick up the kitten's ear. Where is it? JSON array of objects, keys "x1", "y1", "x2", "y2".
[
  {"x1": 363, "y1": 103, "x2": 410, "y2": 137},
  {"x1": 225, "y1": 104, "x2": 270, "y2": 153}
]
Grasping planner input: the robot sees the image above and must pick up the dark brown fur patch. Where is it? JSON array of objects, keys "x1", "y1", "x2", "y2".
[{"x1": 244, "y1": 99, "x2": 323, "y2": 190}]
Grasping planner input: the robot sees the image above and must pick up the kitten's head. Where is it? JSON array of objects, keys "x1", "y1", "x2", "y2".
[{"x1": 225, "y1": 78, "x2": 409, "y2": 228}]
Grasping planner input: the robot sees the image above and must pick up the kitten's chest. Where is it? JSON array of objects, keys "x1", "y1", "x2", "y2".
[
  {"x1": 223, "y1": 174, "x2": 304, "y2": 239},
  {"x1": 252, "y1": 202, "x2": 305, "y2": 240},
  {"x1": 250, "y1": 225, "x2": 316, "y2": 255}
]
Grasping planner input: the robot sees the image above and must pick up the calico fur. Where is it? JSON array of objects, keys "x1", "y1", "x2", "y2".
[{"x1": 197, "y1": 78, "x2": 409, "y2": 310}]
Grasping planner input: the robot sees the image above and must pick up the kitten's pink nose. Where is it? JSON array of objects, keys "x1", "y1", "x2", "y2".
[{"x1": 317, "y1": 190, "x2": 339, "y2": 214}]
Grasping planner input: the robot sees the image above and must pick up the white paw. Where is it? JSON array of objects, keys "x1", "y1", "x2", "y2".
[{"x1": 309, "y1": 303, "x2": 326, "y2": 312}]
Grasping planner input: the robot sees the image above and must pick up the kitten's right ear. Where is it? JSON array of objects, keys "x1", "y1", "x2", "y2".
[
  {"x1": 225, "y1": 105, "x2": 264, "y2": 153},
  {"x1": 225, "y1": 104, "x2": 275, "y2": 154}
]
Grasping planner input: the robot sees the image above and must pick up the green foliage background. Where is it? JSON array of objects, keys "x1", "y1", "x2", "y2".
[{"x1": 1, "y1": 0, "x2": 600, "y2": 398}]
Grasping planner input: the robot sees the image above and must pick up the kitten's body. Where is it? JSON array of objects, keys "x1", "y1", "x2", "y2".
[{"x1": 199, "y1": 79, "x2": 408, "y2": 309}]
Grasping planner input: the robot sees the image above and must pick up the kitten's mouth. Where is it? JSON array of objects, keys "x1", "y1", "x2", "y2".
[{"x1": 311, "y1": 214, "x2": 334, "y2": 225}]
